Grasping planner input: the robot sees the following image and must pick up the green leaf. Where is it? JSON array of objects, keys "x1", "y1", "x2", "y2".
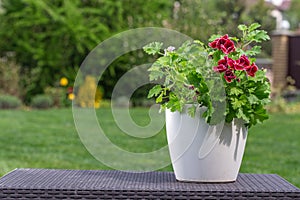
[
  {"x1": 147, "y1": 85, "x2": 162, "y2": 98},
  {"x1": 188, "y1": 105, "x2": 196, "y2": 117},
  {"x1": 187, "y1": 71, "x2": 203, "y2": 87},
  {"x1": 229, "y1": 87, "x2": 243, "y2": 96},
  {"x1": 202, "y1": 106, "x2": 214, "y2": 124},
  {"x1": 212, "y1": 50, "x2": 222, "y2": 62},
  {"x1": 166, "y1": 93, "x2": 181, "y2": 112},
  {"x1": 248, "y1": 87, "x2": 256, "y2": 93},
  {"x1": 249, "y1": 23, "x2": 261, "y2": 31},
  {"x1": 254, "y1": 82, "x2": 270, "y2": 99},
  {"x1": 237, "y1": 108, "x2": 250, "y2": 123},
  {"x1": 261, "y1": 98, "x2": 271, "y2": 105},
  {"x1": 247, "y1": 94, "x2": 259, "y2": 105},
  {"x1": 149, "y1": 70, "x2": 164, "y2": 81},
  {"x1": 198, "y1": 93, "x2": 211, "y2": 107},
  {"x1": 238, "y1": 24, "x2": 247, "y2": 31},
  {"x1": 249, "y1": 70, "x2": 268, "y2": 83},
  {"x1": 231, "y1": 97, "x2": 247, "y2": 110},
  {"x1": 252, "y1": 30, "x2": 270, "y2": 42},
  {"x1": 175, "y1": 73, "x2": 185, "y2": 83},
  {"x1": 156, "y1": 92, "x2": 163, "y2": 103},
  {"x1": 230, "y1": 37, "x2": 239, "y2": 43},
  {"x1": 156, "y1": 56, "x2": 170, "y2": 65},
  {"x1": 148, "y1": 62, "x2": 165, "y2": 81},
  {"x1": 193, "y1": 40, "x2": 204, "y2": 46},
  {"x1": 246, "y1": 46, "x2": 261, "y2": 56},
  {"x1": 254, "y1": 106, "x2": 269, "y2": 123},
  {"x1": 225, "y1": 106, "x2": 236, "y2": 123},
  {"x1": 143, "y1": 42, "x2": 163, "y2": 55}
]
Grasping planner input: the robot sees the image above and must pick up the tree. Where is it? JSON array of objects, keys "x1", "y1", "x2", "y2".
[
  {"x1": 0, "y1": 0, "x2": 173, "y2": 102},
  {"x1": 0, "y1": 0, "x2": 111, "y2": 101},
  {"x1": 286, "y1": 0, "x2": 300, "y2": 30}
]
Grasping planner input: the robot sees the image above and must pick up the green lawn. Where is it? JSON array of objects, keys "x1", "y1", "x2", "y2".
[{"x1": 0, "y1": 108, "x2": 299, "y2": 187}]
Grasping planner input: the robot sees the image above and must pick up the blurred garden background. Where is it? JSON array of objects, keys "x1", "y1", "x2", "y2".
[{"x1": 1, "y1": 0, "x2": 300, "y2": 187}]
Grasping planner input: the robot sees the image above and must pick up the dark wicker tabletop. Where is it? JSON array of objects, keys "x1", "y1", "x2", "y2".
[{"x1": 0, "y1": 168, "x2": 299, "y2": 199}]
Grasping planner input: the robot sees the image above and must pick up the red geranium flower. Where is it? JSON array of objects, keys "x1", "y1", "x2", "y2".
[
  {"x1": 213, "y1": 64, "x2": 227, "y2": 73},
  {"x1": 235, "y1": 55, "x2": 250, "y2": 70},
  {"x1": 227, "y1": 57, "x2": 236, "y2": 69},
  {"x1": 224, "y1": 70, "x2": 236, "y2": 83},
  {"x1": 245, "y1": 63, "x2": 258, "y2": 77},
  {"x1": 213, "y1": 56, "x2": 235, "y2": 72},
  {"x1": 221, "y1": 39, "x2": 235, "y2": 54},
  {"x1": 209, "y1": 34, "x2": 235, "y2": 54}
]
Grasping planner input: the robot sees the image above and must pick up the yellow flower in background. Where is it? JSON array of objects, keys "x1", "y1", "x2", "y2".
[
  {"x1": 60, "y1": 77, "x2": 68, "y2": 86},
  {"x1": 68, "y1": 93, "x2": 75, "y2": 100},
  {"x1": 94, "y1": 101, "x2": 100, "y2": 108}
]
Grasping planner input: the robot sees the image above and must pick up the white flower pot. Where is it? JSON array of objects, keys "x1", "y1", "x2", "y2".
[{"x1": 166, "y1": 106, "x2": 248, "y2": 182}]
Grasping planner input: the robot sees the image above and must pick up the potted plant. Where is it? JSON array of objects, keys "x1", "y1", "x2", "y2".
[{"x1": 143, "y1": 23, "x2": 271, "y2": 182}]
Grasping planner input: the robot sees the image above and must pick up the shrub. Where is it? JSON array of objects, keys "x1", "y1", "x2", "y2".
[
  {"x1": 76, "y1": 75, "x2": 103, "y2": 108},
  {"x1": 0, "y1": 55, "x2": 21, "y2": 97},
  {"x1": 44, "y1": 87, "x2": 65, "y2": 107},
  {"x1": 0, "y1": 95, "x2": 22, "y2": 109},
  {"x1": 31, "y1": 95, "x2": 54, "y2": 109}
]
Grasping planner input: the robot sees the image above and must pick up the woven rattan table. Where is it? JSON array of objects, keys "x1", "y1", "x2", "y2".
[{"x1": 0, "y1": 168, "x2": 299, "y2": 199}]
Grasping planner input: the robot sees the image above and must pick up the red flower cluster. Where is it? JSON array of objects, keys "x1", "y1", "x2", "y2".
[
  {"x1": 209, "y1": 34, "x2": 235, "y2": 54},
  {"x1": 210, "y1": 36, "x2": 259, "y2": 83}
]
